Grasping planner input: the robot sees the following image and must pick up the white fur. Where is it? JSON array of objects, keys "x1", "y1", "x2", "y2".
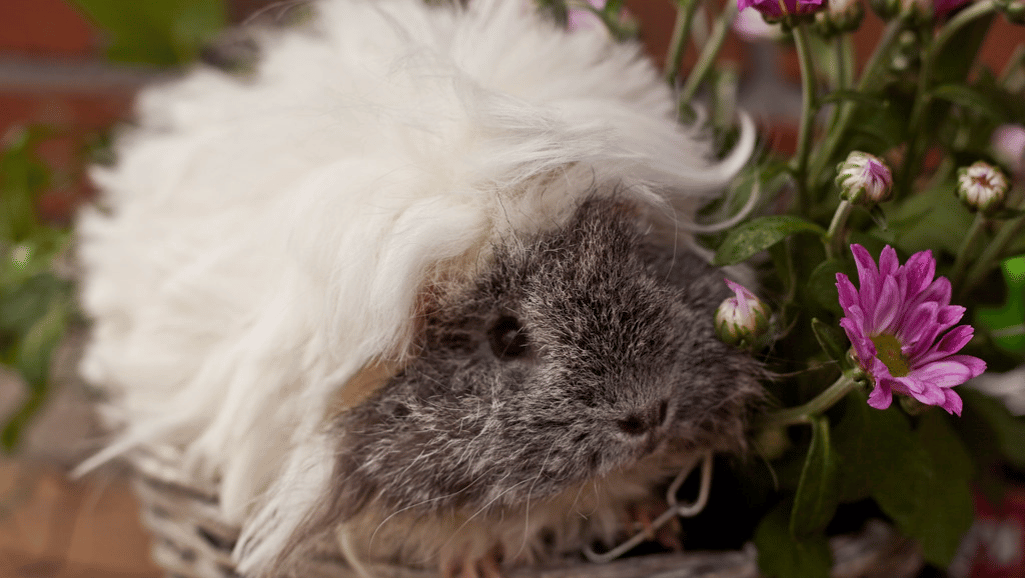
[{"x1": 76, "y1": 0, "x2": 752, "y2": 573}]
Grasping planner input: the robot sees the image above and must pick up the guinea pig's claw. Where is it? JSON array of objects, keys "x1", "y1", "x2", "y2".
[
  {"x1": 443, "y1": 547, "x2": 505, "y2": 578},
  {"x1": 627, "y1": 501, "x2": 683, "y2": 552}
]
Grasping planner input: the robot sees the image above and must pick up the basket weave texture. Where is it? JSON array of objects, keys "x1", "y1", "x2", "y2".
[{"x1": 127, "y1": 445, "x2": 925, "y2": 578}]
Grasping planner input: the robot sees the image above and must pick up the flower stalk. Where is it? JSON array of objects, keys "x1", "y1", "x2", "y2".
[
  {"x1": 789, "y1": 22, "x2": 818, "y2": 214},
  {"x1": 760, "y1": 372, "x2": 861, "y2": 427},
  {"x1": 825, "y1": 200, "x2": 854, "y2": 259},
  {"x1": 806, "y1": 20, "x2": 905, "y2": 193},
  {"x1": 960, "y1": 211, "x2": 1025, "y2": 298},
  {"x1": 665, "y1": 0, "x2": 703, "y2": 84},
  {"x1": 901, "y1": 0, "x2": 999, "y2": 195},
  {"x1": 680, "y1": 0, "x2": 739, "y2": 106}
]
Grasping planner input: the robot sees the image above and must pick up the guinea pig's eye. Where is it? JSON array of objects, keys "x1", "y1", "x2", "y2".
[{"x1": 488, "y1": 315, "x2": 530, "y2": 359}]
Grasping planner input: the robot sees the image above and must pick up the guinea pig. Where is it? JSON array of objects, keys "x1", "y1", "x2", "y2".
[{"x1": 74, "y1": 0, "x2": 762, "y2": 576}]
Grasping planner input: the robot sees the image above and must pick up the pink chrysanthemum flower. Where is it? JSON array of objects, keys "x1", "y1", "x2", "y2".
[
  {"x1": 835, "y1": 244, "x2": 986, "y2": 415},
  {"x1": 738, "y1": 0, "x2": 826, "y2": 20}
]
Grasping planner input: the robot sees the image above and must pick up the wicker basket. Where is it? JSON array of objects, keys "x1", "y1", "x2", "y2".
[{"x1": 127, "y1": 444, "x2": 925, "y2": 578}]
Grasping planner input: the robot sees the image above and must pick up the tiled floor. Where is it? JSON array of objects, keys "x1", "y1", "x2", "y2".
[
  {"x1": 1, "y1": 344, "x2": 164, "y2": 578},
  {"x1": 0, "y1": 460, "x2": 162, "y2": 578}
]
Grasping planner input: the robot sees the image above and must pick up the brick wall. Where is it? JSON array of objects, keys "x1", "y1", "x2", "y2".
[{"x1": 0, "y1": 0, "x2": 1018, "y2": 221}]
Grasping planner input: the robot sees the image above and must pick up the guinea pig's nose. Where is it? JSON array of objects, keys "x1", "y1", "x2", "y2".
[{"x1": 616, "y1": 400, "x2": 669, "y2": 436}]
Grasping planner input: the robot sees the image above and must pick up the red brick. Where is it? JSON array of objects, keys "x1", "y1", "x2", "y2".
[
  {"x1": 0, "y1": 90, "x2": 133, "y2": 221},
  {"x1": 0, "y1": 0, "x2": 97, "y2": 57}
]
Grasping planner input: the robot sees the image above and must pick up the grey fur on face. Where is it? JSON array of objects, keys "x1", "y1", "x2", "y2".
[{"x1": 328, "y1": 196, "x2": 763, "y2": 521}]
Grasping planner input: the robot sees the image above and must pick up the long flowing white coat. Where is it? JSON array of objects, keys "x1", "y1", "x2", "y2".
[{"x1": 76, "y1": 0, "x2": 752, "y2": 573}]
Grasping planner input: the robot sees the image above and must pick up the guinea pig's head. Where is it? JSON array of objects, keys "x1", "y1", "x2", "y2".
[{"x1": 329, "y1": 196, "x2": 764, "y2": 519}]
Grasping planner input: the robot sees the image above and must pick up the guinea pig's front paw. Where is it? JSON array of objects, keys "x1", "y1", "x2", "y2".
[
  {"x1": 624, "y1": 499, "x2": 683, "y2": 552},
  {"x1": 440, "y1": 545, "x2": 504, "y2": 578}
]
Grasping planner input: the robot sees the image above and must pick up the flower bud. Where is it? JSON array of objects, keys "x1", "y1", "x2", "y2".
[
  {"x1": 836, "y1": 151, "x2": 893, "y2": 205},
  {"x1": 998, "y1": 0, "x2": 1025, "y2": 24},
  {"x1": 715, "y1": 279, "x2": 771, "y2": 348},
  {"x1": 957, "y1": 161, "x2": 1009, "y2": 213},
  {"x1": 814, "y1": 0, "x2": 865, "y2": 36}
]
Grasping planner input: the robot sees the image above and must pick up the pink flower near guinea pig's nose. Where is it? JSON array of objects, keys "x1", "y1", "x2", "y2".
[{"x1": 715, "y1": 280, "x2": 770, "y2": 348}]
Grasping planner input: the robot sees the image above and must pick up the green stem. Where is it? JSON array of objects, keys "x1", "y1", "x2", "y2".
[
  {"x1": 760, "y1": 373, "x2": 860, "y2": 427},
  {"x1": 901, "y1": 0, "x2": 998, "y2": 196},
  {"x1": 664, "y1": 0, "x2": 702, "y2": 85},
  {"x1": 960, "y1": 212, "x2": 1025, "y2": 298},
  {"x1": 825, "y1": 199, "x2": 855, "y2": 259},
  {"x1": 789, "y1": 23, "x2": 818, "y2": 215},
  {"x1": 807, "y1": 20, "x2": 904, "y2": 187},
  {"x1": 679, "y1": 0, "x2": 738, "y2": 106},
  {"x1": 999, "y1": 44, "x2": 1025, "y2": 92},
  {"x1": 950, "y1": 211, "x2": 988, "y2": 291}
]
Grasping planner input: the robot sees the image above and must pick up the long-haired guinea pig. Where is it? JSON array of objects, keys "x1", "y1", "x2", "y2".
[{"x1": 75, "y1": 0, "x2": 763, "y2": 576}]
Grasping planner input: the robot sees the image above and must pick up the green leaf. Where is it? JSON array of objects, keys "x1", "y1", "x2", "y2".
[
  {"x1": 713, "y1": 216, "x2": 826, "y2": 266},
  {"x1": 960, "y1": 388, "x2": 1025, "y2": 470},
  {"x1": 755, "y1": 503, "x2": 831, "y2": 578},
  {"x1": 0, "y1": 130, "x2": 52, "y2": 244},
  {"x1": 976, "y1": 256, "x2": 1025, "y2": 355},
  {"x1": 790, "y1": 416, "x2": 840, "y2": 537},
  {"x1": 836, "y1": 398, "x2": 973, "y2": 568},
  {"x1": 67, "y1": 0, "x2": 227, "y2": 66},
  {"x1": 0, "y1": 273, "x2": 73, "y2": 336},
  {"x1": 811, "y1": 318, "x2": 848, "y2": 362},
  {"x1": 987, "y1": 207, "x2": 1025, "y2": 220},
  {"x1": 832, "y1": 392, "x2": 926, "y2": 503},
  {"x1": 821, "y1": 90, "x2": 882, "y2": 107},
  {"x1": 14, "y1": 296, "x2": 70, "y2": 390},
  {"x1": 931, "y1": 84, "x2": 1011, "y2": 122},
  {"x1": 903, "y1": 411, "x2": 975, "y2": 567},
  {"x1": 889, "y1": 181, "x2": 974, "y2": 255},
  {"x1": 1, "y1": 387, "x2": 49, "y2": 452},
  {"x1": 806, "y1": 259, "x2": 845, "y2": 314}
]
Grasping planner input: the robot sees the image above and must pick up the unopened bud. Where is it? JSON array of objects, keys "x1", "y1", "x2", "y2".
[
  {"x1": 814, "y1": 0, "x2": 865, "y2": 36},
  {"x1": 995, "y1": 0, "x2": 1025, "y2": 22},
  {"x1": 715, "y1": 280, "x2": 771, "y2": 348},
  {"x1": 836, "y1": 151, "x2": 893, "y2": 205},
  {"x1": 957, "y1": 161, "x2": 1009, "y2": 213}
]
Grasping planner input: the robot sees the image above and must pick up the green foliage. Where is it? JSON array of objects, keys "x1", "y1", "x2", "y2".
[
  {"x1": 790, "y1": 416, "x2": 839, "y2": 537},
  {"x1": 713, "y1": 216, "x2": 825, "y2": 266},
  {"x1": 755, "y1": 502, "x2": 832, "y2": 578},
  {"x1": 66, "y1": 0, "x2": 227, "y2": 66},
  {"x1": 0, "y1": 129, "x2": 77, "y2": 452},
  {"x1": 976, "y1": 256, "x2": 1025, "y2": 354}
]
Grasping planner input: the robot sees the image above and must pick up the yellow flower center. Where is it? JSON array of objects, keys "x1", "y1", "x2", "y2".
[{"x1": 870, "y1": 333, "x2": 910, "y2": 377}]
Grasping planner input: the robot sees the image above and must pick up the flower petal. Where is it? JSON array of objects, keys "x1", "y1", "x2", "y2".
[
  {"x1": 915, "y1": 276, "x2": 952, "y2": 308},
  {"x1": 937, "y1": 304, "x2": 966, "y2": 329},
  {"x1": 872, "y1": 275, "x2": 902, "y2": 333},
  {"x1": 851, "y1": 244, "x2": 879, "y2": 306},
  {"x1": 903, "y1": 377, "x2": 946, "y2": 405},
  {"x1": 909, "y1": 360, "x2": 976, "y2": 388},
  {"x1": 943, "y1": 354, "x2": 987, "y2": 379},
  {"x1": 902, "y1": 250, "x2": 935, "y2": 299},
  {"x1": 867, "y1": 381, "x2": 893, "y2": 409},
  {"x1": 941, "y1": 389, "x2": 963, "y2": 416},
  {"x1": 878, "y1": 245, "x2": 899, "y2": 279},
  {"x1": 899, "y1": 301, "x2": 938, "y2": 347},
  {"x1": 915, "y1": 325, "x2": 974, "y2": 366},
  {"x1": 836, "y1": 273, "x2": 860, "y2": 313}
]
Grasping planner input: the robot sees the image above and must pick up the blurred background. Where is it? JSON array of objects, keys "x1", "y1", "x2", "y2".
[{"x1": 0, "y1": 1, "x2": 1020, "y2": 577}]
